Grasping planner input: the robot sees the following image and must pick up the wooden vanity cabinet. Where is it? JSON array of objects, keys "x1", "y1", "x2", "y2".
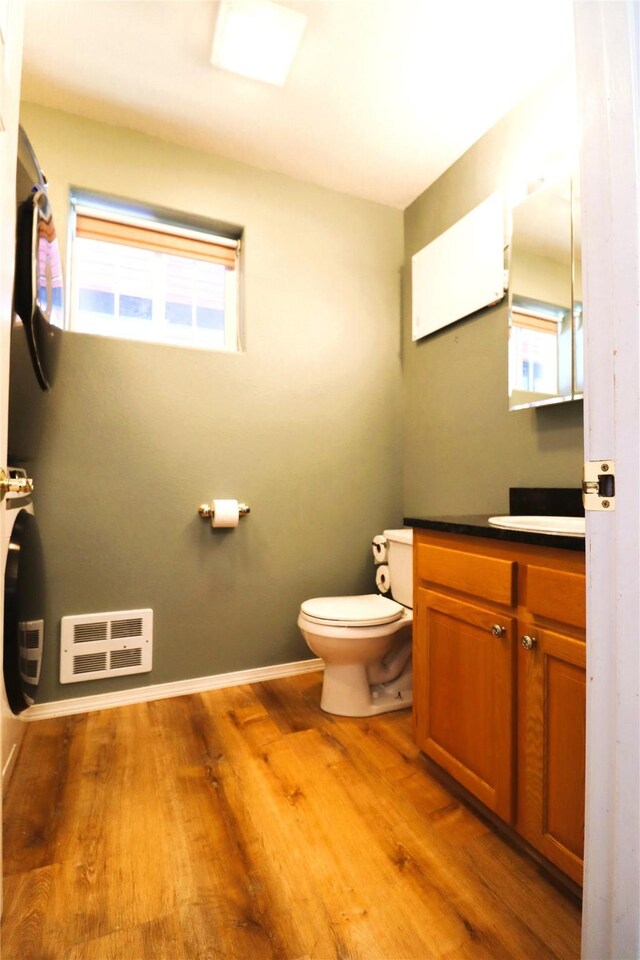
[
  {"x1": 413, "y1": 530, "x2": 586, "y2": 885},
  {"x1": 413, "y1": 542, "x2": 518, "y2": 823},
  {"x1": 517, "y1": 564, "x2": 586, "y2": 884}
]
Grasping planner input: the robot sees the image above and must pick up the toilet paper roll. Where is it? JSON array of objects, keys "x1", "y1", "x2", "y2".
[
  {"x1": 372, "y1": 535, "x2": 388, "y2": 564},
  {"x1": 376, "y1": 564, "x2": 390, "y2": 594},
  {"x1": 211, "y1": 499, "x2": 240, "y2": 529}
]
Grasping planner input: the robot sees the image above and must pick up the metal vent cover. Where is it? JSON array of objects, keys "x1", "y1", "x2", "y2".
[
  {"x1": 60, "y1": 609, "x2": 152, "y2": 684},
  {"x1": 74, "y1": 621, "x2": 107, "y2": 643},
  {"x1": 73, "y1": 652, "x2": 108, "y2": 675},
  {"x1": 110, "y1": 647, "x2": 142, "y2": 670},
  {"x1": 19, "y1": 619, "x2": 44, "y2": 686}
]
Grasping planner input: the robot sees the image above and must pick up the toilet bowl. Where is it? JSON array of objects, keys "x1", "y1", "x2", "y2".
[{"x1": 297, "y1": 529, "x2": 413, "y2": 717}]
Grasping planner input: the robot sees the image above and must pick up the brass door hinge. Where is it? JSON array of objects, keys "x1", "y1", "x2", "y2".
[{"x1": 582, "y1": 460, "x2": 615, "y2": 511}]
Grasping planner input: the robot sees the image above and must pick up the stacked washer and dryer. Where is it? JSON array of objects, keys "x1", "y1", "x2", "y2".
[{"x1": 2, "y1": 127, "x2": 63, "y2": 778}]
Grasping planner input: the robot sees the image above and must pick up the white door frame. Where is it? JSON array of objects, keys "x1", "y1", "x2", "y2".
[
  {"x1": 574, "y1": 3, "x2": 640, "y2": 958},
  {"x1": 0, "y1": 0, "x2": 25, "y2": 914}
]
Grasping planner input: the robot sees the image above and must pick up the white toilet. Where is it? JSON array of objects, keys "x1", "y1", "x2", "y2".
[{"x1": 297, "y1": 528, "x2": 413, "y2": 717}]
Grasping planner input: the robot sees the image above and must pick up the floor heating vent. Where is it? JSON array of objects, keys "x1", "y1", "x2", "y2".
[{"x1": 60, "y1": 609, "x2": 153, "y2": 684}]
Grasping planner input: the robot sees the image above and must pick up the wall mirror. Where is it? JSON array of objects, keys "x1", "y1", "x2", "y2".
[{"x1": 508, "y1": 175, "x2": 581, "y2": 410}]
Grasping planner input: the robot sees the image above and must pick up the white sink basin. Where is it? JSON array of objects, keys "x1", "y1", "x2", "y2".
[{"x1": 488, "y1": 515, "x2": 585, "y2": 537}]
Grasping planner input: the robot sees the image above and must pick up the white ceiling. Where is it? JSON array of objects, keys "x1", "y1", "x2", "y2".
[{"x1": 21, "y1": 0, "x2": 575, "y2": 210}]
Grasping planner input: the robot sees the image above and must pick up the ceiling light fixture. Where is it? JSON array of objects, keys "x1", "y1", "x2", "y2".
[{"x1": 211, "y1": 0, "x2": 307, "y2": 87}]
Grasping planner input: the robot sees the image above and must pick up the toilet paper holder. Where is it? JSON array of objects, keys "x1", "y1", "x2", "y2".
[{"x1": 198, "y1": 502, "x2": 251, "y2": 520}]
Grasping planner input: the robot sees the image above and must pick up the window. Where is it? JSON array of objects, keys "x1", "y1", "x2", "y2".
[
  {"x1": 511, "y1": 312, "x2": 558, "y2": 394},
  {"x1": 510, "y1": 299, "x2": 568, "y2": 397},
  {"x1": 68, "y1": 192, "x2": 241, "y2": 351}
]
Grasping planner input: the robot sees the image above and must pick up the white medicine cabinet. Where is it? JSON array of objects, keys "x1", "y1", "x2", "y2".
[{"x1": 508, "y1": 174, "x2": 582, "y2": 411}]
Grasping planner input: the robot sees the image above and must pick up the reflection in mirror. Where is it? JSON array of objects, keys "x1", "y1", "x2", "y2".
[
  {"x1": 510, "y1": 295, "x2": 571, "y2": 400},
  {"x1": 509, "y1": 177, "x2": 574, "y2": 410}
]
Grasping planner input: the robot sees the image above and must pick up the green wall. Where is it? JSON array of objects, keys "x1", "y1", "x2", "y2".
[
  {"x1": 20, "y1": 80, "x2": 586, "y2": 705},
  {"x1": 19, "y1": 103, "x2": 405, "y2": 702},
  {"x1": 402, "y1": 84, "x2": 584, "y2": 517}
]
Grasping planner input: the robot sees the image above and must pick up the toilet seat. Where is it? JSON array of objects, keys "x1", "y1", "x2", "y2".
[{"x1": 300, "y1": 594, "x2": 404, "y2": 627}]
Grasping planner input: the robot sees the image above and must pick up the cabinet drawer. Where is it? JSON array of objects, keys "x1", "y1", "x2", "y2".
[
  {"x1": 527, "y1": 565, "x2": 586, "y2": 629},
  {"x1": 416, "y1": 542, "x2": 516, "y2": 607}
]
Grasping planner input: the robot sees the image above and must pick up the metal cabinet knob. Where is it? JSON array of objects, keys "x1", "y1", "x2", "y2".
[
  {"x1": 521, "y1": 634, "x2": 537, "y2": 650},
  {"x1": 490, "y1": 624, "x2": 506, "y2": 637}
]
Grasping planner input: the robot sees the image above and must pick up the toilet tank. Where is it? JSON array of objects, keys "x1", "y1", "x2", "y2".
[{"x1": 383, "y1": 528, "x2": 413, "y2": 608}]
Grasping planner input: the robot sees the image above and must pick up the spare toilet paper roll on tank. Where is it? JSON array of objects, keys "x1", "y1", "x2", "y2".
[
  {"x1": 211, "y1": 499, "x2": 240, "y2": 528},
  {"x1": 376, "y1": 564, "x2": 390, "y2": 593},
  {"x1": 372, "y1": 535, "x2": 388, "y2": 564}
]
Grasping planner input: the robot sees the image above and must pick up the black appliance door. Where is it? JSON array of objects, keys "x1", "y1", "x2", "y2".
[
  {"x1": 13, "y1": 185, "x2": 63, "y2": 390},
  {"x1": 3, "y1": 510, "x2": 45, "y2": 714}
]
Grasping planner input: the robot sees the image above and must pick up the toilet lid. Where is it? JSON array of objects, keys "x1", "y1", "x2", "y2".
[{"x1": 300, "y1": 594, "x2": 404, "y2": 627}]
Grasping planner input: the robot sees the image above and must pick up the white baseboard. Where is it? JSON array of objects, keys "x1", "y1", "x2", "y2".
[{"x1": 24, "y1": 658, "x2": 324, "y2": 721}]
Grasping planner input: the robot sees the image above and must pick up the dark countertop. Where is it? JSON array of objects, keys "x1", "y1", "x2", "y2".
[{"x1": 404, "y1": 514, "x2": 586, "y2": 553}]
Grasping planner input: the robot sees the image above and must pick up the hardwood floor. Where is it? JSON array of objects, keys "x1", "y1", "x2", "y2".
[{"x1": 1, "y1": 672, "x2": 581, "y2": 959}]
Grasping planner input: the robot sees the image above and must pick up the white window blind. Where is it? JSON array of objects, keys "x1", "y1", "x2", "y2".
[{"x1": 69, "y1": 197, "x2": 241, "y2": 352}]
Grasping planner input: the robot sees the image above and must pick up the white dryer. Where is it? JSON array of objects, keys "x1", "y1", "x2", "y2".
[
  {"x1": 3, "y1": 473, "x2": 44, "y2": 714},
  {"x1": 2, "y1": 474, "x2": 44, "y2": 781},
  {"x1": 2, "y1": 127, "x2": 62, "y2": 782}
]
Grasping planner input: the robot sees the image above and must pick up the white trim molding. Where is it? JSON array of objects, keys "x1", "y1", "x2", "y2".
[{"x1": 24, "y1": 658, "x2": 324, "y2": 721}]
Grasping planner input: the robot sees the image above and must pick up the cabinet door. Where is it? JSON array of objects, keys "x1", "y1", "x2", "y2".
[
  {"x1": 413, "y1": 588, "x2": 516, "y2": 822},
  {"x1": 518, "y1": 626, "x2": 586, "y2": 885}
]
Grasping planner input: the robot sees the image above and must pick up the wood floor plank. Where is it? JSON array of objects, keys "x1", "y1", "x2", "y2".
[
  {"x1": 147, "y1": 692, "x2": 306, "y2": 959},
  {"x1": 195, "y1": 685, "x2": 348, "y2": 958},
  {"x1": 63, "y1": 912, "x2": 186, "y2": 960},
  {"x1": 6, "y1": 704, "x2": 185, "y2": 955},
  {"x1": 460, "y1": 829, "x2": 582, "y2": 959},
  {"x1": 3, "y1": 715, "x2": 86, "y2": 877},
  {"x1": 73, "y1": 705, "x2": 176, "y2": 930},
  {"x1": 282, "y1": 725, "x2": 530, "y2": 959},
  {"x1": 2, "y1": 672, "x2": 581, "y2": 960},
  {"x1": 260, "y1": 728, "x2": 466, "y2": 959},
  {"x1": 305, "y1": 720, "x2": 577, "y2": 960},
  {"x1": 251, "y1": 673, "x2": 330, "y2": 736},
  {"x1": 330, "y1": 715, "x2": 489, "y2": 843},
  {"x1": 1, "y1": 864, "x2": 62, "y2": 960}
]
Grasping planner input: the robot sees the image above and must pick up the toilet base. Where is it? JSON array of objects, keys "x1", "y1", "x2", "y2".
[{"x1": 320, "y1": 660, "x2": 413, "y2": 718}]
